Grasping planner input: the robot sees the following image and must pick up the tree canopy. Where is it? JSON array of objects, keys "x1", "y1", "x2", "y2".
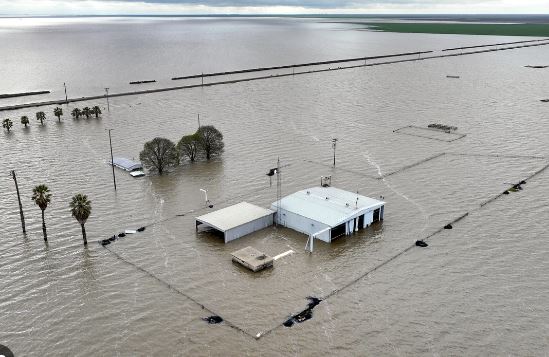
[
  {"x1": 36, "y1": 111, "x2": 46, "y2": 125},
  {"x1": 21, "y1": 116, "x2": 29, "y2": 128},
  {"x1": 53, "y1": 107, "x2": 63, "y2": 121},
  {"x1": 177, "y1": 133, "x2": 200, "y2": 162},
  {"x1": 139, "y1": 137, "x2": 179, "y2": 174},
  {"x1": 196, "y1": 125, "x2": 224, "y2": 160},
  {"x1": 2, "y1": 118, "x2": 13, "y2": 132},
  {"x1": 70, "y1": 193, "x2": 92, "y2": 246}
]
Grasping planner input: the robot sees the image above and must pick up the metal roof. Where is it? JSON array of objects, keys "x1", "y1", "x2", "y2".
[
  {"x1": 196, "y1": 202, "x2": 275, "y2": 232},
  {"x1": 273, "y1": 187, "x2": 384, "y2": 227},
  {"x1": 111, "y1": 157, "x2": 143, "y2": 172}
]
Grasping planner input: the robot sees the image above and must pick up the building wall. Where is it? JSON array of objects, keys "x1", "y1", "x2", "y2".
[
  {"x1": 225, "y1": 214, "x2": 274, "y2": 243},
  {"x1": 273, "y1": 207, "x2": 331, "y2": 243}
]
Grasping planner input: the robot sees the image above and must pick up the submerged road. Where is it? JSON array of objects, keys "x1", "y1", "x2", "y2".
[{"x1": 1, "y1": 39, "x2": 548, "y2": 113}]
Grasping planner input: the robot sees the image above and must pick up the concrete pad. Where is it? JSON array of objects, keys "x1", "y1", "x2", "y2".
[{"x1": 231, "y1": 246, "x2": 273, "y2": 272}]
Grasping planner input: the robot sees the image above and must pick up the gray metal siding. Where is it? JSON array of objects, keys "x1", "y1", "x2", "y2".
[
  {"x1": 275, "y1": 208, "x2": 330, "y2": 242},
  {"x1": 225, "y1": 214, "x2": 274, "y2": 243}
]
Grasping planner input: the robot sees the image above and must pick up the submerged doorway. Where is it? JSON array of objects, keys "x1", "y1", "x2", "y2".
[{"x1": 373, "y1": 208, "x2": 380, "y2": 222}]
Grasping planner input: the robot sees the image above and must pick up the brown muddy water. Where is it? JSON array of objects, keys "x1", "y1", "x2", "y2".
[{"x1": 1, "y1": 17, "x2": 549, "y2": 356}]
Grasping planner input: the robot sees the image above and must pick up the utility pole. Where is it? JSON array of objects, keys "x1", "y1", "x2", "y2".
[
  {"x1": 332, "y1": 138, "x2": 338, "y2": 167},
  {"x1": 105, "y1": 87, "x2": 110, "y2": 112},
  {"x1": 63, "y1": 82, "x2": 68, "y2": 104},
  {"x1": 11, "y1": 170, "x2": 26, "y2": 234},
  {"x1": 197, "y1": 113, "x2": 201, "y2": 129},
  {"x1": 106, "y1": 129, "x2": 117, "y2": 191}
]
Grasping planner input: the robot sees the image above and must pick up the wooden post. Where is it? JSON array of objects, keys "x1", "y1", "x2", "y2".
[{"x1": 11, "y1": 170, "x2": 26, "y2": 234}]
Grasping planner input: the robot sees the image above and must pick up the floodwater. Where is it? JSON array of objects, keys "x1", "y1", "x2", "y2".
[{"x1": 1, "y1": 17, "x2": 549, "y2": 356}]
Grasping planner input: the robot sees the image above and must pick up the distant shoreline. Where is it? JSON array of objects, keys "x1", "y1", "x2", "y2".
[
  {"x1": 1, "y1": 14, "x2": 549, "y2": 23},
  {"x1": 347, "y1": 22, "x2": 549, "y2": 37}
]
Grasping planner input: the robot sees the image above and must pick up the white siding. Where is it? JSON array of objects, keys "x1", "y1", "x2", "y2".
[
  {"x1": 225, "y1": 215, "x2": 274, "y2": 243},
  {"x1": 274, "y1": 207, "x2": 331, "y2": 243}
]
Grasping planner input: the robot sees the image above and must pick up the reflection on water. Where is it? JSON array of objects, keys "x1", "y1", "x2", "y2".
[{"x1": 1, "y1": 17, "x2": 549, "y2": 356}]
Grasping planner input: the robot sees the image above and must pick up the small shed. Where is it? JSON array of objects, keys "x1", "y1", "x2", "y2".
[
  {"x1": 196, "y1": 202, "x2": 275, "y2": 243},
  {"x1": 271, "y1": 187, "x2": 385, "y2": 243}
]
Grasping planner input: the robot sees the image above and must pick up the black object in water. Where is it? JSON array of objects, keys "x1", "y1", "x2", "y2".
[
  {"x1": 118, "y1": 232, "x2": 126, "y2": 238},
  {"x1": 101, "y1": 239, "x2": 111, "y2": 246},
  {"x1": 519, "y1": 180, "x2": 526, "y2": 185},
  {"x1": 503, "y1": 191, "x2": 510, "y2": 195},
  {"x1": 283, "y1": 296, "x2": 322, "y2": 327},
  {"x1": 137, "y1": 227, "x2": 146, "y2": 232},
  {"x1": 202, "y1": 316, "x2": 223, "y2": 324},
  {"x1": 415, "y1": 240, "x2": 428, "y2": 247},
  {"x1": 444, "y1": 224, "x2": 453, "y2": 229},
  {"x1": 109, "y1": 235, "x2": 116, "y2": 242}
]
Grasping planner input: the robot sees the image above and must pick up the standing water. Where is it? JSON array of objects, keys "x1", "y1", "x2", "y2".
[{"x1": 1, "y1": 17, "x2": 548, "y2": 356}]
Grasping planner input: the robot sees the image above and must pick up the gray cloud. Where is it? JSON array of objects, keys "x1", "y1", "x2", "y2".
[{"x1": 64, "y1": 0, "x2": 495, "y2": 9}]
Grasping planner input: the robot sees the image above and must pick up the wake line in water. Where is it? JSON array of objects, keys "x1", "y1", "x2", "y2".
[{"x1": 363, "y1": 151, "x2": 430, "y2": 236}]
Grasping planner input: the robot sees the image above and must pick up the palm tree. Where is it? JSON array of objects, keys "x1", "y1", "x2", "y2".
[
  {"x1": 82, "y1": 107, "x2": 91, "y2": 119},
  {"x1": 31, "y1": 184, "x2": 51, "y2": 241},
  {"x1": 91, "y1": 106, "x2": 102, "y2": 118},
  {"x1": 70, "y1": 194, "x2": 91, "y2": 246},
  {"x1": 2, "y1": 118, "x2": 13, "y2": 132},
  {"x1": 36, "y1": 111, "x2": 46, "y2": 125},
  {"x1": 53, "y1": 107, "x2": 63, "y2": 122},
  {"x1": 71, "y1": 108, "x2": 82, "y2": 119},
  {"x1": 21, "y1": 116, "x2": 29, "y2": 128}
]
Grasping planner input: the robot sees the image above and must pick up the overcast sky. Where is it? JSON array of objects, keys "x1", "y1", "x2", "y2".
[{"x1": 1, "y1": 0, "x2": 547, "y2": 15}]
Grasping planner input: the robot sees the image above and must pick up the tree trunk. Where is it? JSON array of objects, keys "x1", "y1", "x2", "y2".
[
  {"x1": 41, "y1": 209, "x2": 47, "y2": 241},
  {"x1": 81, "y1": 223, "x2": 87, "y2": 246}
]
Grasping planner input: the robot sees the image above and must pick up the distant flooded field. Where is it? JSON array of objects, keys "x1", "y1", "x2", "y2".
[{"x1": 1, "y1": 17, "x2": 548, "y2": 356}]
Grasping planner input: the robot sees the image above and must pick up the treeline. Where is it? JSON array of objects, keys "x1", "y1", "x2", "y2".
[
  {"x1": 2, "y1": 105, "x2": 103, "y2": 132},
  {"x1": 139, "y1": 125, "x2": 224, "y2": 174}
]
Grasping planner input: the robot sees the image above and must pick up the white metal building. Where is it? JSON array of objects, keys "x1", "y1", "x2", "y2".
[
  {"x1": 271, "y1": 187, "x2": 385, "y2": 243},
  {"x1": 196, "y1": 202, "x2": 275, "y2": 243}
]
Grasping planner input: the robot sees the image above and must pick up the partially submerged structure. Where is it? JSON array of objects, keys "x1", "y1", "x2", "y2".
[
  {"x1": 231, "y1": 246, "x2": 274, "y2": 272},
  {"x1": 272, "y1": 187, "x2": 384, "y2": 243},
  {"x1": 196, "y1": 202, "x2": 275, "y2": 243},
  {"x1": 111, "y1": 157, "x2": 145, "y2": 177}
]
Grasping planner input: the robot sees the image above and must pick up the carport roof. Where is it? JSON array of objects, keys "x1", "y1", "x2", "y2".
[{"x1": 196, "y1": 202, "x2": 275, "y2": 232}]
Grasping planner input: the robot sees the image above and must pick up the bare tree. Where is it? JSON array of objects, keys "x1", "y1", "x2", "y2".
[
  {"x1": 177, "y1": 133, "x2": 200, "y2": 162},
  {"x1": 139, "y1": 137, "x2": 179, "y2": 174},
  {"x1": 196, "y1": 125, "x2": 224, "y2": 160}
]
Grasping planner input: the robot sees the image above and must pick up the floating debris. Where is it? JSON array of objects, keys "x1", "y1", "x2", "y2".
[
  {"x1": 427, "y1": 123, "x2": 458, "y2": 132},
  {"x1": 101, "y1": 239, "x2": 111, "y2": 246},
  {"x1": 541, "y1": 99, "x2": 549, "y2": 103},
  {"x1": 129, "y1": 80, "x2": 156, "y2": 84},
  {"x1": 525, "y1": 65, "x2": 548, "y2": 69},
  {"x1": 415, "y1": 240, "x2": 428, "y2": 247},
  {"x1": 283, "y1": 296, "x2": 322, "y2": 327},
  {"x1": 137, "y1": 227, "x2": 146, "y2": 232},
  {"x1": 118, "y1": 232, "x2": 126, "y2": 238},
  {"x1": 444, "y1": 224, "x2": 453, "y2": 230},
  {"x1": 108, "y1": 235, "x2": 117, "y2": 242},
  {"x1": 202, "y1": 316, "x2": 223, "y2": 324},
  {"x1": 446, "y1": 75, "x2": 460, "y2": 79},
  {"x1": 503, "y1": 191, "x2": 510, "y2": 195}
]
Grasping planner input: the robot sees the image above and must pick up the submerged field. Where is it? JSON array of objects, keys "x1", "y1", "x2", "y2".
[{"x1": 361, "y1": 22, "x2": 549, "y2": 37}]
